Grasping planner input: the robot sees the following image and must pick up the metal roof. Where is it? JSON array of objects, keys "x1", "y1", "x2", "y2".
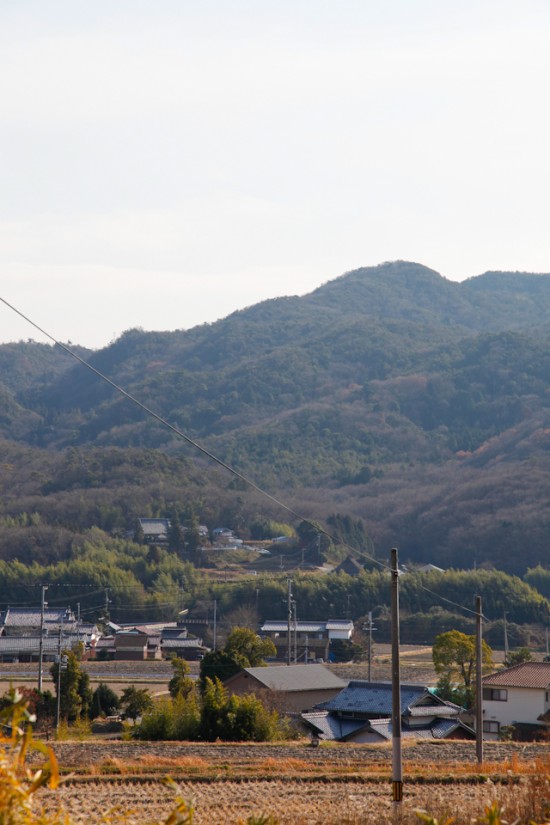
[
  {"x1": 229, "y1": 664, "x2": 346, "y2": 692},
  {"x1": 483, "y1": 662, "x2": 550, "y2": 689}
]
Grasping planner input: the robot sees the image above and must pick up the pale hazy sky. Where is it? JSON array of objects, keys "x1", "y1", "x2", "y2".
[{"x1": 1, "y1": 1, "x2": 549, "y2": 349}]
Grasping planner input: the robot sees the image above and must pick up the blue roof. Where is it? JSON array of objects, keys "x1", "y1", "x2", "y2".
[{"x1": 320, "y1": 681, "x2": 430, "y2": 716}]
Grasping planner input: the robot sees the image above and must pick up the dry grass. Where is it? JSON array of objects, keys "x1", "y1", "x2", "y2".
[
  {"x1": 39, "y1": 774, "x2": 550, "y2": 824},
  {"x1": 34, "y1": 748, "x2": 550, "y2": 824}
]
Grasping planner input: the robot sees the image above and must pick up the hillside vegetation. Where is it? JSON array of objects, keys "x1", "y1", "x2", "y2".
[{"x1": 2, "y1": 261, "x2": 550, "y2": 577}]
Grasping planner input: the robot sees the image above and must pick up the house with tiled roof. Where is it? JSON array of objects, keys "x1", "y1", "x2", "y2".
[
  {"x1": 301, "y1": 680, "x2": 474, "y2": 743},
  {"x1": 482, "y1": 662, "x2": 550, "y2": 740},
  {"x1": 224, "y1": 664, "x2": 347, "y2": 712}
]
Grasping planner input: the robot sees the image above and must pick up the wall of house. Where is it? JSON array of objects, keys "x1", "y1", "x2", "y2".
[
  {"x1": 483, "y1": 686, "x2": 548, "y2": 739},
  {"x1": 225, "y1": 675, "x2": 343, "y2": 712}
]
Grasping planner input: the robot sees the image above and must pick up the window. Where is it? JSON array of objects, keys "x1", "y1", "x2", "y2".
[
  {"x1": 482, "y1": 688, "x2": 508, "y2": 701},
  {"x1": 483, "y1": 721, "x2": 500, "y2": 734}
]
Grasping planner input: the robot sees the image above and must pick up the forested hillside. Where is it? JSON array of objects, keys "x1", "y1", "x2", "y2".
[{"x1": 2, "y1": 260, "x2": 550, "y2": 575}]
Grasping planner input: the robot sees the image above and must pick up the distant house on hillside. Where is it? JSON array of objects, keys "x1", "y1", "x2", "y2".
[
  {"x1": 134, "y1": 518, "x2": 171, "y2": 544},
  {"x1": 302, "y1": 681, "x2": 474, "y2": 743},
  {"x1": 224, "y1": 664, "x2": 346, "y2": 713}
]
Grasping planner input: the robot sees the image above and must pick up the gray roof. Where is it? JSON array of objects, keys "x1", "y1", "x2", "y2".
[
  {"x1": 319, "y1": 681, "x2": 451, "y2": 716},
  {"x1": 0, "y1": 635, "x2": 83, "y2": 654},
  {"x1": 138, "y1": 518, "x2": 171, "y2": 535},
  {"x1": 161, "y1": 638, "x2": 205, "y2": 648},
  {"x1": 229, "y1": 664, "x2": 347, "y2": 693},
  {"x1": 302, "y1": 711, "x2": 368, "y2": 740},
  {"x1": 302, "y1": 711, "x2": 473, "y2": 742},
  {"x1": 0, "y1": 607, "x2": 74, "y2": 627}
]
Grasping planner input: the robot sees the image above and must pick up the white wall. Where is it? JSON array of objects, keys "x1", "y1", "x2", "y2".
[{"x1": 483, "y1": 686, "x2": 548, "y2": 739}]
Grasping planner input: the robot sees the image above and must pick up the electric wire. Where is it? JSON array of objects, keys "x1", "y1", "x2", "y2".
[{"x1": 0, "y1": 294, "x2": 488, "y2": 623}]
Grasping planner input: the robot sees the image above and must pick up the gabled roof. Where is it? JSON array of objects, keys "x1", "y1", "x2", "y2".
[
  {"x1": 302, "y1": 711, "x2": 368, "y2": 740},
  {"x1": 483, "y1": 662, "x2": 550, "y2": 689},
  {"x1": 319, "y1": 681, "x2": 455, "y2": 716},
  {"x1": 138, "y1": 518, "x2": 171, "y2": 535},
  {"x1": 227, "y1": 664, "x2": 346, "y2": 693},
  {"x1": 0, "y1": 607, "x2": 74, "y2": 627},
  {"x1": 302, "y1": 711, "x2": 474, "y2": 742}
]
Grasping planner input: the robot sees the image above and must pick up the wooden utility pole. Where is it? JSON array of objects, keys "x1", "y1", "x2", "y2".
[
  {"x1": 391, "y1": 548, "x2": 403, "y2": 806},
  {"x1": 287, "y1": 579, "x2": 292, "y2": 666},
  {"x1": 213, "y1": 599, "x2": 217, "y2": 652},
  {"x1": 368, "y1": 611, "x2": 373, "y2": 683},
  {"x1": 476, "y1": 595, "x2": 484, "y2": 764},
  {"x1": 38, "y1": 585, "x2": 48, "y2": 692}
]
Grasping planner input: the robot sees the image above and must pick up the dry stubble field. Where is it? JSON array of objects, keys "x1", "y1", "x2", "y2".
[{"x1": 35, "y1": 740, "x2": 550, "y2": 824}]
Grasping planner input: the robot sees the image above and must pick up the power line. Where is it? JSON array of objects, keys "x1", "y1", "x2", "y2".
[{"x1": 0, "y1": 295, "x2": 495, "y2": 623}]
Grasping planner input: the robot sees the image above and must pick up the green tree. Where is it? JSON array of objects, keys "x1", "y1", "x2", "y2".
[
  {"x1": 505, "y1": 647, "x2": 533, "y2": 667},
  {"x1": 90, "y1": 682, "x2": 120, "y2": 718},
  {"x1": 50, "y1": 650, "x2": 92, "y2": 722},
  {"x1": 432, "y1": 630, "x2": 493, "y2": 708},
  {"x1": 120, "y1": 686, "x2": 153, "y2": 723},
  {"x1": 168, "y1": 657, "x2": 195, "y2": 699},
  {"x1": 225, "y1": 627, "x2": 276, "y2": 666},
  {"x1": 200, "y1": 627, "x2": 276, "y2": 690},
  {"x1": 168, "y1": 516, "x2": 185, "y2": 553}
]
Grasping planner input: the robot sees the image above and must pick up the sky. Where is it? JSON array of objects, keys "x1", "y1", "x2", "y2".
[{"x1": 1, "y1": 0, "x2": 549, "y2": 349}]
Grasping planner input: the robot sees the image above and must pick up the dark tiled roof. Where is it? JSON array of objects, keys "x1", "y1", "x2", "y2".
[
  {"x1": 483, "y1": 662, "x2": 550, "y2": 689},
  {"x1": 320, "y1": 681, "x2": 431, "y2": 715}
]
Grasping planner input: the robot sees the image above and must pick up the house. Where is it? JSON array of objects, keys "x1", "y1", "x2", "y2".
[
  {"x1": 114, "y1": 628, "x2": 149, "y2": 660},
  {"x1": 224, "y1": 664, "x2": 347, "y2": 713},
  {"x1": 0, "y1": 607, "x2": 77, "y2": 636},
  {"x1": 136, "y1": 518, "x2": 171, "y2": 544},
  {"x1": 301, "y1": 681, "x2": 474, "y2": 743},
  {"x1": 482, "y1": 662, "x2": 550, "y2": 740},
  {"x1": 160, "y1": 624, "x2": 208, "y2": 660},
  {"x1": 260, "y1": 619, "x2": 354, "y2": 662},
  {"x1": 0, "y1": 633, "x2": 89, "y2": 663}
]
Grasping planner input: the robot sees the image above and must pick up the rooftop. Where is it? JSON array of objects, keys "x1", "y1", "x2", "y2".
[
  {"x1": 227, "y1": 664, "x2": 347, "y2": 692},
  {"x1": 483, "y1": 662, "x2": 550, "y2": 689},
  {"x1": 319, "y1": 681, "x2": 456, "y2": 716}
]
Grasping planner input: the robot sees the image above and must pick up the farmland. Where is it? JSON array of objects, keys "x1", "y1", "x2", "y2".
[{"x1": 35, "y1": 740, "x2": 550, "y2": 824}]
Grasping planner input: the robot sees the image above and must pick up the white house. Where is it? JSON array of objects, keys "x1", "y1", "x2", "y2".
[{"x1": 482, "y1": 662, "x2": 550, "y2": 740}]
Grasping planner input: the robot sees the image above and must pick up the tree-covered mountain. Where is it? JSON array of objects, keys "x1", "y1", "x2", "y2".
[{"x1": 2, "y1": 260, "x2": 550, "y2": 574}]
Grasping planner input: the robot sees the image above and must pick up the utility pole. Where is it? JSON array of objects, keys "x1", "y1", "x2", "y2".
[
  {"x1": 213, "y1": 599, "x2": 217, "y2": 652},
  {"x1": 391, "y1": 548, "x2": 403, "y2": 808},
  {"x1": 305, "y1": 634, "x2": 309, "y2": 664},
  {"x1": 503, "y1": 611, "x2": 509, "y2": 663},
  {"x1": 476, "y1": 595, "x2": 484, "y2": 764},
  {"x1": 368, "y1": 611, "x2": 374, "y2": 683},
  {"x1": 38, "y1": 585, "x2": 48, "y2": 692},
  {"x1": 287, "y1": 579, "x2": 292, "y2": 666},
  {"x1": 55, "y1": 623, "x2": 62, "y2": 731}
]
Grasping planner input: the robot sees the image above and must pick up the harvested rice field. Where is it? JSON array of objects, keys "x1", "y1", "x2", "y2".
[{"x1": 35, "y1": 741, "x2": 550, "y2": 824}]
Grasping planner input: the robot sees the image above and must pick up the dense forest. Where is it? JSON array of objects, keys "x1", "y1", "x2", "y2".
[{"x1": 2, "y1": 260, "x2": 550, "y2": 601}]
